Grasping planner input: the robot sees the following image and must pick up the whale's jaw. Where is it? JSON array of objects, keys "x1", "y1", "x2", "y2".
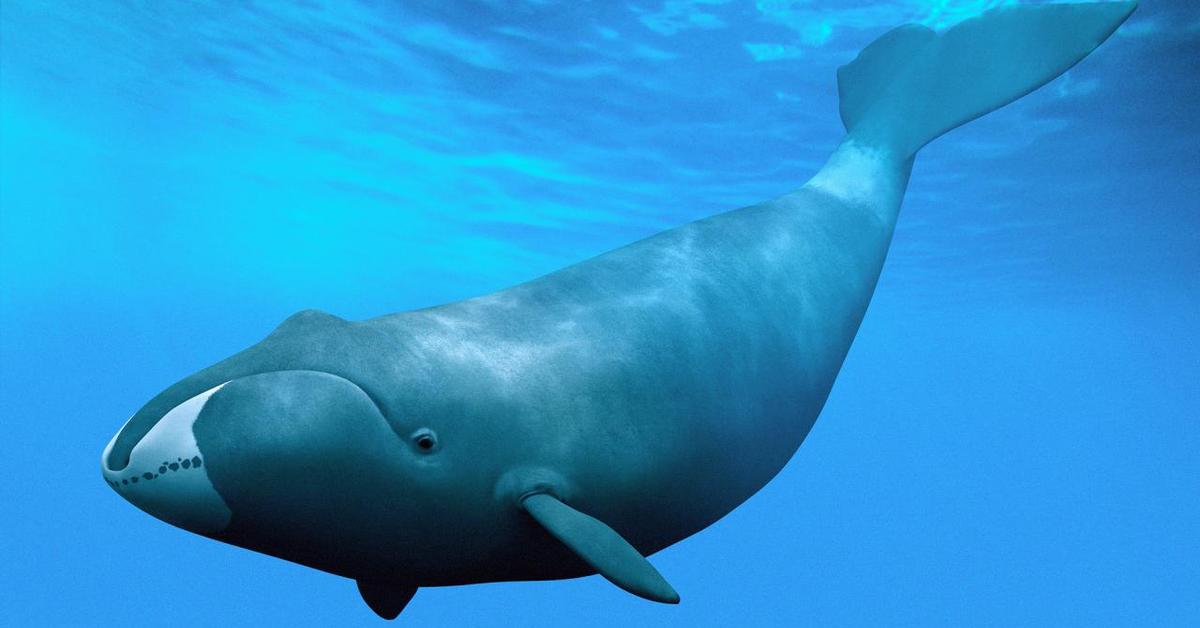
[
  {"x1": 101, "y1": 384, "x2": 233, "y2": 536},
  {"x1": 106, "y1": 369, "x2": 424, "y2": 581}
]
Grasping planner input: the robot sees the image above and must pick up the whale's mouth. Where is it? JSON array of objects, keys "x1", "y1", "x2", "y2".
[
  {"x1": 101, "y1": 383, "x2": 233, "y2": 535},
  {"x1": 105, "y1": 378, "x2": 238, "y2": 472},
  {"x1": 105, "y1": 367, "x2": 388, "y2": 472}
]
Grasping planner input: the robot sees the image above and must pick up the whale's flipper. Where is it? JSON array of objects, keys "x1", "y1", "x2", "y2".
[
  {"x1": 356, "y1": 580, "x2": 417, "y2": 620},
  {"x1": 521, "y1": 493, "x2": 680, "y2": 604},
  {"x1": 839, "y1": 1, "x2": 1136, "y2": 158}
]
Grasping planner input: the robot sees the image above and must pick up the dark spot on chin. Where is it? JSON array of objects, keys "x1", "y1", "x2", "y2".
[
  {"x1": 131, "y1": 477, "x2": 139, "y2": 484},
  {"x1": 159, "y1": 466, "x2": 167, "y2": 474},
  {"x1": 181, "y1": 459, "x2": 191, "y2": 469},
  {"x1": 143, "y1": 472, "x2": 153, "y2": 480},
  {"x1": 168, "y1": 463, "x2": 179, "y2": 471},
  {"x1": 192, "y1": 456, "x2": 203, "y2": 468},
  {"x1": 122, "y1": 479, "x2": 128, "y2": 485}
]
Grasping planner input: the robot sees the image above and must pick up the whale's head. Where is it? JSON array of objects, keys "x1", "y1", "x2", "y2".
[{"x1": 100, "y1": 309, "x2": 517, "y2": 584}]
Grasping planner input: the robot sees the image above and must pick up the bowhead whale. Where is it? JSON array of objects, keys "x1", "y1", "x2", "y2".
[{"x1": 102, "y1": 2, "x2": 1135, "y2": 619}]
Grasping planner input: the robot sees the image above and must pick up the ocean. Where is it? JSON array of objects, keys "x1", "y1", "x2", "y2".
[{"x1": 1, "y1": 1, "x2": 1196, "y2": 625}]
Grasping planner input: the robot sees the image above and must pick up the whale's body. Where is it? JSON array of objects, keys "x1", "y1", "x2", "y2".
[
  {"x1": 364, "y1": 143, "x2": 909, "y2": 558},
  {"x1": 102, "y1": 2, "x2": 1136, "y2": 619}
]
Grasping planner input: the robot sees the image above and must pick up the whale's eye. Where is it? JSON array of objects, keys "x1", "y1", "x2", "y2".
[{"x1": 411, "y1": 428, "x2": 438, "y2": 453}]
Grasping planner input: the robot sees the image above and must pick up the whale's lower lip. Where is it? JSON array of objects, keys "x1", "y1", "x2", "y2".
[{"x1": 101, "y1": 383, "x2": 233, "y2": 535}]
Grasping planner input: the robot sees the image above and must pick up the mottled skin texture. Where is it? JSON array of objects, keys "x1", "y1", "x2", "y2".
[{"x1": 108, "y1": 141, "x2": 911, "y2": 586}]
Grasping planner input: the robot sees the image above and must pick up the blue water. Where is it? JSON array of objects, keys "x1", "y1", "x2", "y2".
[{"x1": 2, "y1": 1, "x2": 1197, "y2": 625}]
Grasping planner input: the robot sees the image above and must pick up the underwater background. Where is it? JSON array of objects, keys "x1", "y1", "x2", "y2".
[{"x1": 2, "y1": 0, "x2": 1197, "y2": 625}]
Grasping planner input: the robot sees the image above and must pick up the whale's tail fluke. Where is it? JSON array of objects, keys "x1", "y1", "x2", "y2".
[{"x1": 838, "y1": 1, "x2": 1136, "y2": 158}]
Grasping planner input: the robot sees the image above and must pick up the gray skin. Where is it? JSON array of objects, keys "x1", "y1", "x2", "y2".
[
  {"x1": 103, "y1": 141, "x2": 910, "y2": 587},
  {"x1": 101, "y1": 0, "x2": 1135, "y2": 617}
]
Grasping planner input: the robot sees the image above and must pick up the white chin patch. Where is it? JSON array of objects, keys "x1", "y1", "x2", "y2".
[{"x1": 102, "y1": 384, "x2": 233, "y2": 534}]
